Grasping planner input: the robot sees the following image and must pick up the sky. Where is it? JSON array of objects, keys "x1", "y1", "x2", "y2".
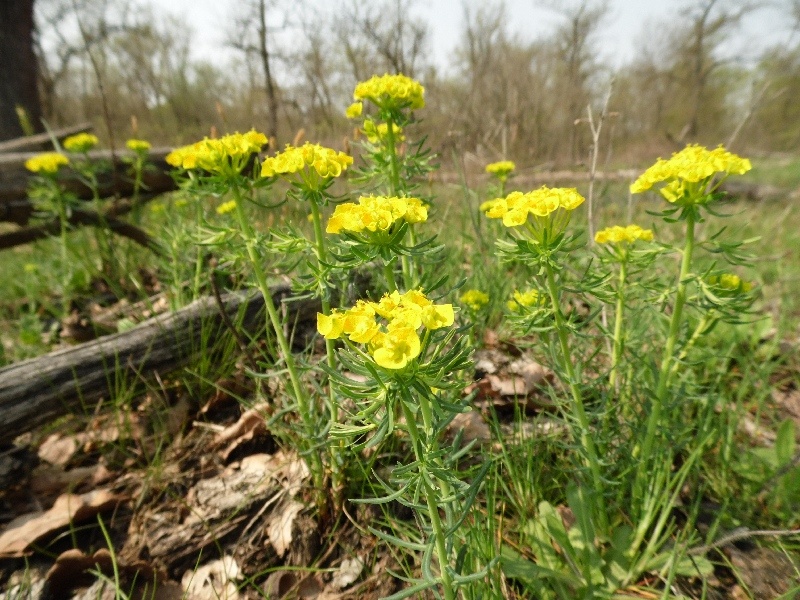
[{"x1": 145, "y1": 0, "x2": 790, "y2": 72}]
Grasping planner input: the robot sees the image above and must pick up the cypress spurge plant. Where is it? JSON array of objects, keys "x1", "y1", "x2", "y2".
[
  {"x1": 319, "y1": 290, "x2": 492, "y2": 599},
  {"x1": 124, "y1": 138, "x2": 152, "y2": 224},
  {"x1": 347, "y1": 73, "x2": 433, "y2": 289},
  {"x1": 25, "y1": 152, "x2": 71, "y2": 264},
  {"x1": 593, "y1": 224, "x2": 655, "y2": 392},
  {"x1": 630, "y1": 145, "x2": 752, "y2": 500},
  {"x1": 166, "y1": 131, "x2": 337, "y2": 503},
  {"x1": 260, "y1": 141, "x2": 353, "y2": 502},
  {"x1": 481, "y1": 186, "x2": 607, "y2": 517},
  {"x1": 62, "y1": 133, "x2": 118, "y2": 278}
]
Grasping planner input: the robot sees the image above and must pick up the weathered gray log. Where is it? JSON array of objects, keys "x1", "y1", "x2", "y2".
[
  {"x1": 0, "y1": 122, "x2": 93, "y2": 154},
  {"x1": 0, "y1": 205, "x2": 159, "y2": 252},
  {"x1": 0, "y1": 148, "x2": 177, "y2": 225},
  {"x1": 0, "y1": 285, "x2": 320, "y2": 445}
]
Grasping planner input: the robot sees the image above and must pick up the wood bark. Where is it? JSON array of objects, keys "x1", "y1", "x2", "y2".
[
  {"x1": 0, "y1": 123, "x2": 93, "y2": 154},
  {"x1": 0, "y1": 0, "x2": 42, "y2": 140},
  {"x1": 0, "y1": 149, "x2": 177, "y2": 225},
  {"x1": 0, "y1": 286, "x2": 321, "y2": 446}
]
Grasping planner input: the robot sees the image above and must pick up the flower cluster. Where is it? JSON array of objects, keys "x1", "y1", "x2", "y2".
[
  {"x1": 260, "y1": 143, "x2": 352, "y2": 179},
  {"x1": 318, "y1": 290, "x2": 454, "y2": 370},
  {"x1": 631, "y1": 145, "x2": 751, "y2": 203},
  {"x1": 216, "y1": 199, "x2": 237, "y2": 215},
  {"x1": 126, "y1": 139, "x2": 151, "y2": 153},
  {"x1": 480, "y1": 187, "x2": 585, "y2": 227},
  {"x1": 63, "y1": 133, "x2": 99, "y2": 153},
  {"x1": 507, "y1": 288, "x2": 542, "y2": 311},
  {"x1": 166, "y1": 130, "x2": 267, "y2": 174},
  {"x1": 25, "y1": 152, "x2": 69, "y2": 174},
  {"x1": 363, "y1": 120, "x2": 404, "y2": 144},
  {"x1": 326, "y1": 195, "x2": 427, "y2": 234},
  {"x1": 459, "y1": 289, "x2": 489, "y2": 311},
  {"x1": 346, "y1": 102, "x2": 363, "y2": 119},
  {"x1": 707, "y1": 273, "x2": 753, "y2": 295},
  {"x1": 595, "y1": 224, "x2": 654, "y2": 245},
  {"x1": 353, "y1": 73, "x2": 425, "y2": 110},
  {"x1": 485, "y1": 161, "x2": 516, "y2": 178}
]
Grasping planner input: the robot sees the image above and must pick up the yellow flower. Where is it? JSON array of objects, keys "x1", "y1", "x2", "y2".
[
  {"x1": 317, "y1": 289, "x2": 453, "y2": 370},
  {"x1": 23, "y1": 263, "x2": 38, "y2": 273},
  {"x1": 216, "y1": 199, "x2": 237, "y2": 215},
  {"x1": 631, "y1": 144, "x2": 751, "y2": 203},
  {"x1": 482, "y1": 187, "x2": 584, "y2": 227},
  {"x1": 363, "y1": 120, "x2": 405, "y2": 144},
  {"x1": 346, "y1": 102, "x2": 363, "y2": 119},
  {"x1": 326, "y1": 195, "x2": 427, "y2": 234},
  {"x1": 261, "y1": 142, "x2": 352, "y2": 180},
  {"x1": 594, "y1": 224, "x2": 654, "y2": 245},
  {"x1": 126, "y1": 138, "x2": 151, "y2": 153},
  {"x1": 485, "y1": 161, "x2": 515, "y2": 178},
  {"x1": 707, "y1": 273, "x2": 753, "y2": 294},
  {"x1": 25, "y1": 152, "x2": 69, "y2": 174},
  {"x1": 460, "y1": 289, "x2": 489, "y2": 311},
  {"x1": 166, "y1": 130, "x2": 267, "y2": 174},
  {"x1": 317, "y1": 311, "x2": 345, "y2": 340},
  {"x1": 63, "y1": 132, "x2": 99, "y2": 153},
  {"x1": 371, "y1": 325, "x2": 421, "y2": 370},
  {"x1": 354, "y1": 73, "x2": 425, "y2": 110}
]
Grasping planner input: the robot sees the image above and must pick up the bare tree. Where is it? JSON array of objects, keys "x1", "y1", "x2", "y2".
[
  {"x1": 227, "y1": 0, "x2": 285, "y2": 141},
  {"x1": 334, "y1": 0, "x2": 430, "y2": 81},
  {"x1": 544, "y1": 0, "x2": 609, "y2": 161}
]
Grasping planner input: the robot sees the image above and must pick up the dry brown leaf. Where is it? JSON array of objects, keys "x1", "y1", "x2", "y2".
[
  {"x1": 330, "y1": 557, "x2": 364, "y2": 591},
  {"x1": 446, "y1": 411, "x2": 492, "y2": 445},
  {"x1": 29, "y1": 464, "x2": 98, "y2": 496},
  {"x1": 182, "y1": 556, "x2": 241, "y2": 600},
  {"x1": 0, "y1": 489, "x2": 125, "y2": 558},
  {"x1": 267, "y1": 499, "x2": 304, "y2": 557}
]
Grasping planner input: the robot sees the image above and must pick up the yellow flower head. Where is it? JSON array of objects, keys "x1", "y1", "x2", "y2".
[
  {"x1": 166, "y1": 130, "x2": 267, "y2": 175},
  {"x1": 126, "y1": 138, "x2": 151, "y2": 153},
  {"x1": 507, "y1": 288, "x2": 542, "y2": 311},
  {"x1": 363, "y1": 120, "x2": 405, "y2": 144},
  {"x1": 481, "y1": 186, "x2": 584, "y2": 227},
  {"x1": 346, "y1": 102, "x2": 363, "y2": 119},
  {"x1": 216, "y1": 199, "x2": 237, "y2": 215},
  {"x1": 485, "y1": 161, "x2": 516, "y2": 178},
  {"x1": 326, "y1": 195, "x2": 427, "y2": 234},
  {"x1": 25, "y1": 152, "x2": 69, "y2": 174},
  {"x1": 317, "y1": 289, "x2": 453, "y2": 370},
  {"x1": 63, "y1": 132, "x2": 99, "y2": 153},
  {"x1": 630, "y1": 144, "x2": 751, "y2": 203},
  {"x1": 594, "y1": 224, "x2": 654, "y2": 245},
  {"x1": 460, "y1": 289, "x2": 489, "y2": 311},
  {"x1": 260, "y1": 142, "x2": 353, "y2": 180},
  {"x1": 707, "y1": 273, "x2": 753, "y2": 295},
  {"x1": 354, "y1": 73, "x2": 425, "y2": 110}
]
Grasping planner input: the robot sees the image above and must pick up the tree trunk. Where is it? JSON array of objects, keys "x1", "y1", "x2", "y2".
[{"x1": 0, "y1": 0, "x2": 42, "y2": 140}]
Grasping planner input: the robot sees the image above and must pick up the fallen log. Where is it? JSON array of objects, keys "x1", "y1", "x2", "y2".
[
  {"x1": 0, "y1": 205, "x2": 160, "y2": 252},
  {"x1": 0, "y1": 285, "x2": 321, "y2": 446},
  {"x1": 0, "y1": 148, "x2": 177, "y2": 225},
  {"x1": 0, "y1": 122, "x2": 93, "y2": 154}
]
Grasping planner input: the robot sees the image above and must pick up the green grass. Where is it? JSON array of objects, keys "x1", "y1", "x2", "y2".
[{"x1": 3, "y1": 154, "x2": 800, "y2": 599}]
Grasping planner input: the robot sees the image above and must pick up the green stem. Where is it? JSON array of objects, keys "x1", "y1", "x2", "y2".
[
  {"x1": 383, "y1": 116, "x2": 414, "y2": 290},
  {"x1": 399, "y1": 398, "x2": 456, "y2": 600},
  {"x1": 543, "y1": 262, "x2": 607, "y2": 530},
  {"x1": 383, "y1": 262, "x2": 399, "y2": 293},
  {"x1": 309, "y1": 198, "x2": 342, "y2": 501},
  {"x1": 609, "y1": 255, "x2": 628, "y2": 391},
  {"x1": 232, "y1": 191, "x2": 324, "y2": 492},
  {"x1": 638, "y1": 211, "x2": 696, "y2": 471}
]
